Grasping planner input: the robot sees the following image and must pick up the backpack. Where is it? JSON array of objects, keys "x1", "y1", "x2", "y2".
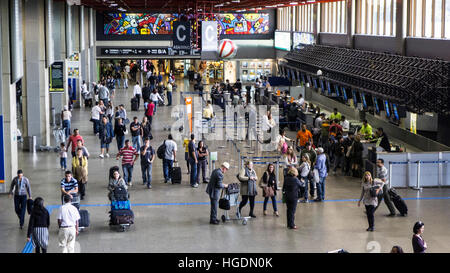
[{"x1": 157, "y1": 140, "x2": 166, "y2": 159}]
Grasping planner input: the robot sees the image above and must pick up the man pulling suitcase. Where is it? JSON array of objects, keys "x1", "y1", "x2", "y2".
[{"x1": 374, "y1": 159, "x2": 397, "y2": 216}]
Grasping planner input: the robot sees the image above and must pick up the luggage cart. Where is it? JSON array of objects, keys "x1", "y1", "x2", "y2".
[{"x1": 220, "y1": 183, "x2": 251, "y2": 225}]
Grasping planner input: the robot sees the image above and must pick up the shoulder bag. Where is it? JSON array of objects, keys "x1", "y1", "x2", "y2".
[{"x1": 218, "y1": 190, "x2": 230, "y2": 210}]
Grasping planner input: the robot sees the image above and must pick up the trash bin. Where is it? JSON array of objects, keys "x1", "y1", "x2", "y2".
[{"x1": 27, "y1": 136, "x2": 37, "y2": 153}]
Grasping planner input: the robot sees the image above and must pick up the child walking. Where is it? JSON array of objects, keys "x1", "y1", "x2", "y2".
[{"x1": 60, "y1": 143, "x2": 67, "y2": 170}]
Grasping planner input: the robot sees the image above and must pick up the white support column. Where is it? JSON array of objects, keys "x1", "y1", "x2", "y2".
[{"x1": 1, "y1": 1, "x2": 19, "y2": 191}]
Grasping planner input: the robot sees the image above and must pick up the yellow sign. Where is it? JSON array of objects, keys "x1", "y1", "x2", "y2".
[
  {"x1": 410, "y1": 113, "x2": 417, "y2": 134},
  {"x1": 185, "y1": 97, "x2": 193, "y2": 133}
]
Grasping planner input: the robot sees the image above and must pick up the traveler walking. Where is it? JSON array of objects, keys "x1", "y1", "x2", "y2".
[
  {"x1": 72, "y1": 148, "x2": 88, "y2": 200},
  {"x1": 357, "y1": 171, "x2": 384, "y2": 231},
  {"x1": 298, "y1": 154, "x2": 311, "y2": 203},
  {"x1": 114, "y1": 117, "x2": 127, "y2": 151},
  {"x1": 99, "y1": 116, "x2": 114, "y2": 159},
  {"x1": 66, "y1": 129, "x2": 84, "y2": 157},
  {"x1": 9, "y1": 170, "x2": 32, "y2": 229},
  {"x1": 196, "y1": 141, "x2": 209, "y2": 184},
  {"x1": 108, "y1": 170, "x2": 128, "y2": 201},
  {"x1": 282, "y1": 167, "x2": 303, "y2": 229},
  {"x1": 133, "y1": 81, "x2": 142, "y2": 109},
  {"x1": 60, "y1": 170, "x2": 78, "y2": 205},
  {"x1": 140, "y1": 137, "x2": 155, "y2": 189},
  {"x1": 130, "y1": 116, "x2": 142, "y2": 152},
  {"x1": 91, "y1": 102, "x2": 104, "y2": 135},
  {"x1": 150, "y1": 89, "x2": 163, "y2": 114},
  {"x1": 76, "y1": 140, "x2": 90, "y2": 159},
  {"x1": 260, "y1": 163, "x2": 279, "y2": 216},
  {"x1": 145, "y1": 100, "x2": 155, "y2": 125},
  {"x1": 188, "y1": 134, "x2": 199, "y2": 188},
  {"x1": 238, "y1": 161, "x2": 258, "y2": 218},
  {"x1": 412, "y1": 221, "x2": 427, "y2": 253},
  {"x1": 141, "y1": 116, "x2": 152, "y2": 141},
  {"x1": 183, "y1": 137, "x2": 190, "y2": 174},
  {"x1": 57, "y1": 194, "x2": 80, "y2": 253},
  {"x1": 205, "y1": 162, "x2": 229, "y2": 224},
  {"x1": 116, "y1": 139, "x2": 139, "y2": 187},
  {"x1": 163, "y1": 134, "x2": 177, "y2": 183},
  {"x1": 166, "y1": 81, "x2": 173, "y2": 106},
  {"x1": 314, "y1": 148, "x2": 328, "y2": 202},
  {"x1": 27, "y1": 197, "x2": 50, "y2": 253},
  {"x1": 374, "y1": 158, "x2": 396, "y2": 216},
  {"x1": 61, "y1": 106, "x2": 72, "y2": 139},
  {"x1": 59, "y1": 143, "x2": 68, "y2": 170}
]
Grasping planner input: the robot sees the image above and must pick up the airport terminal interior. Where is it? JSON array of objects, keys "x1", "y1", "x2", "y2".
[{"x1": 0, "y1": 0, "x2": 450, "y2": 254}]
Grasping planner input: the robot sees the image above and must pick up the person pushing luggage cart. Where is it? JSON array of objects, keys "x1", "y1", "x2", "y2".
[{"x1": 108, "y1": 166, "x2": 134, "y2": 231}]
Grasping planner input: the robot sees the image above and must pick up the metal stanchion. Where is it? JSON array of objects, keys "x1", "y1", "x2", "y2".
[{"x1": 413, "y1": 161, "x2": 423, "y2": 191}]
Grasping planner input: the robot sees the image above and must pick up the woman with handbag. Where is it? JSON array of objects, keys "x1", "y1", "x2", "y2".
[
  {"x1": 358, "y1": 171, "x2": 384, "y2": 232},
  {"x1": 298, "y1": 154, "x2": 311, "y2": 203},
  {"x1": 72, "y1": 148, "x2": 88, "y2": 200},
  {"x1": 282, "y1": 167, "x2": 303, "y2": 229},
  {"x1": 196, "y1": 141, "x2": 209, "y2": 184},
  {"x1": 238, "y1": 161, "x2": 258, "y2": 219},
  {"x1": 260, "y1": 164, "x2": 279, "y2": 216}
]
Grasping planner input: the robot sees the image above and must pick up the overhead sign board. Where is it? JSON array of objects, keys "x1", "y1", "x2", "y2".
[
  {"x1": 202, "y1": 21, "x2": 218, "y2": 51},
  {"x1": 100, "y1": 47, "x2": 200, "y2": 57},
  {"x1": 173, "y1": 22, "x2": 191, "y2": 50}
]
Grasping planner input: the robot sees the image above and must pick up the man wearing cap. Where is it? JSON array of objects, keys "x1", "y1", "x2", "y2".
[
  {"x1": 206, "y1": 162, "x2": 230, "y2": 225},
  {"x1": 314, "y1": 148, "x2": 328, "y2": 202}
]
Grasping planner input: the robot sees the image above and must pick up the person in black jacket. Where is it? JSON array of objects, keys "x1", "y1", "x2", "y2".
[
  {"x1": 114, "y1": 118, "x2": 126, "y2": 151},
  {"x1": 260, "y1": 164, "x2": 279, "y2": 216},
  {"x1": 376, "y1": 127, "x2": 390, "y2": 152},
  {"x1": 205, "y1": 162, "x2": 229, "y2": 224},
  {"x1": 282, "y1": 166, "x2": 303, "y2": 229},
  {"x1": 142, "y1": 82, "x2": 151, "y2": 103},
  {"x1": 27, "y1": 197, "x2": 50, "y2": 253}
]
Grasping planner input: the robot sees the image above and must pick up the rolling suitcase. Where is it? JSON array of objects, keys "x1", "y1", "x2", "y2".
[
  {"x1": 171, "y1": 162, "x2": 182, "y2": 184},
  {"x1": 110, "y1": 209, "x2": 134, "y2": 225},
  {"x1": 111, "y1": 200, "x2": 131, "y2": 210},
  {"x1": 131, "y1": 97, "x2": 139, "y2": 111},
  {"x1": 79, "y1": 209, "x2": 90, "y2": 228},
  {"x1": 388, "y1": 188, "x2": 408, "y2": 216}
]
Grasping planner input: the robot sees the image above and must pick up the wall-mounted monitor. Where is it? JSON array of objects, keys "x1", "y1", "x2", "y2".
[
  {"x1": 392, "y1": 103, "x2": 400, "y2": 120},
  {"x1": 292, "y1": 32, "x2": 316, "y2": 50},
  {"x1": 384, "y1": 100, "x2": 391, "y2": 118},
  {"x1": 342, "y1": 87, "x2": 348, "y2": 101},
  {"x1": 319, "y1": 79, "x2": 325, "y2": 93},
  {"x1": 352, "y1": 90, "x2": 358, "y2": 106},
  {"x1": 361, "y1": 93, "x2": 368, "y2": 109},
  {"x1": 334, "y1": 84, "x2": 340, "y2": 96},
  {"x1": 373, "y1": 96, "x2": 380, "y2": 114},
  {"x1": 327, "y1": 81, "x2": 332, "y2": 95},
  {"x1": 275, "y1": 31, "x2": 291, "y2": 51}
]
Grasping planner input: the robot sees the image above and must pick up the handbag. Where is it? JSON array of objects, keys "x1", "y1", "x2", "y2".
[
  {"x1": 263, "y1": 186, "x2": 275, "y2": 198},
  {"x1": 218, "y1": 190, "x2": 230, "y2": 210}
]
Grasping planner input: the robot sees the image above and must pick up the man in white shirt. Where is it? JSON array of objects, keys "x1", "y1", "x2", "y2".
[
  {"x1": 133, "y1": 81, "x2": 142, "y2": 109},
  {"x1": 163, "y1": 134, "x2": 177, "y2": 183},
  {"x1": 57, "y1": 194, "x2": 80, "y2": 253},
  {"x1": 340, "y1": 116, "x2": 350, "y2": 131},
  {"x1": 315, "y1": 113, "x2": 325, "y2": 129},
  {"x1": 91, "y1": 101, "x2": 104, "y2": 135},
  {"x1": 296, "y1": 94, "x2": 305, "y2": 108}
]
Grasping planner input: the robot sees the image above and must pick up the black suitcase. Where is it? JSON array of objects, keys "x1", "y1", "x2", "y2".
[
  {"x1": 84, "y1": 98, "x2": 92, "y2": 108},
  {"x1": 131, "y1": 97, "x2": 139, "y2": 111},
  {"x1": 79, "y1": 209, "x2": 90, "y2": 228},
  {"x1": 388, "y1": 188, "x2": 408, "y2": 216},
  {"x1": 110, "y1": 209, "x2": 134, "y2": 225},
  {"x1": 171, "y1": 166, "x2": 182, "y2": 184}
]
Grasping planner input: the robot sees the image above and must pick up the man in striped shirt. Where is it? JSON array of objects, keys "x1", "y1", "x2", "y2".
[
  {"x1": 60, "y1": 171, "x2": 78, "y2": 205},
  {"x1": 116, "y1": 139, "x2": 139, "y2": 186}
]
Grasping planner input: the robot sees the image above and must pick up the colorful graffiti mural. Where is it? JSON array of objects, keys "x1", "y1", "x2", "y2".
[{"x1": 103, "y1": 13, "x2": 270, "y2": 35}]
